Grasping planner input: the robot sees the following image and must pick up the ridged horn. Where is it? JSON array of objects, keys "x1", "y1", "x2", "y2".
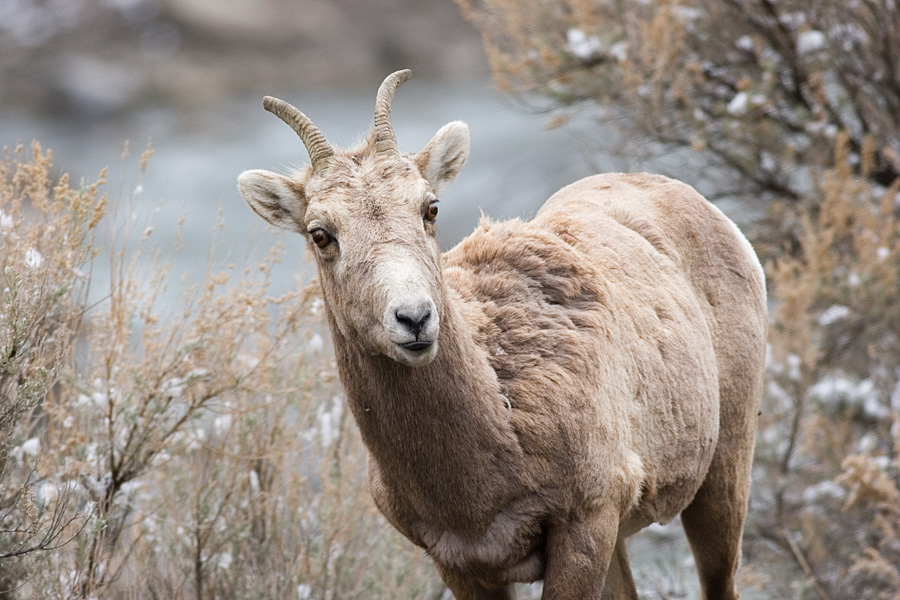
[
  {"x1": 373, "y1": 69, "x2": 412, "y2": 155},
  {"x1": 263, "y1": 96, "x2": 334, "y2": 171}
]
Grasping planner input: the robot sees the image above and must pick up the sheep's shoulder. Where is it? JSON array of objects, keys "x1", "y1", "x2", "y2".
[{"x1": 443, "y1": 217, "x2": 612, "y2": 396}]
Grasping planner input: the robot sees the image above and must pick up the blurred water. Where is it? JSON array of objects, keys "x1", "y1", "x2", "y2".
[{"x1": 0, "y1": 79, "x2": 598, "y2": 299}]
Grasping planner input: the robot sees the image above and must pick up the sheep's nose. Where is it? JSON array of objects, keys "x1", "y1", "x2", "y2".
[
  {"x1": 385, "y1": 295, "x2": 438, "y2": 356},
  {"x1": 395, "y1": 307, "x2": 431, "y2": 337}
]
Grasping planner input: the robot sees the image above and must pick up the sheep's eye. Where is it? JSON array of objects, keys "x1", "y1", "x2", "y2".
[
  {"x1": 310, "y1": 228, "x2": 332, "y2": 249},
  {"x1": 424, "y1": 201, "x2": 439, "y2": 222}
]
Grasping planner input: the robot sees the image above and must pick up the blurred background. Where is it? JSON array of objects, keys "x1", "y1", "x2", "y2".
[{"x1": 0, "y1": 0, "x2": 599, "y2": 274}]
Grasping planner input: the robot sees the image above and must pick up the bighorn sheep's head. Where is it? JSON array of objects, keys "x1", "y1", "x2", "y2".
[{"x1": 237, "y1": 70, "x2": 470, "y2": 367}]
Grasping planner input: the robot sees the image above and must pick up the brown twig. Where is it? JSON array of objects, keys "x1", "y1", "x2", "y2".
[{"x1": 781, "y1": 528, "x2": 831, "y2": 600}]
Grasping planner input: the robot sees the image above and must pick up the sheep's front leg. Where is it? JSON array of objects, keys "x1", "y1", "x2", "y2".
[{"x1": 541, "y1": 510, "x2": 619, "y2": 600}]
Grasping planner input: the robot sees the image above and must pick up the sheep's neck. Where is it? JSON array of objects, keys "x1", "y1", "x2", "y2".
[{"x1": 328, "y1": 290, "x2": 519, "y2": 531}]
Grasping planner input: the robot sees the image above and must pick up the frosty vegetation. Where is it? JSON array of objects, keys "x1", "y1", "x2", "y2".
[
  {"x1": 457, "y1": 1, "x2": 900, "y2": 597},
  {"x1": 457, "y1": 0, "x2": 899, "y2": 210},
  {"x1": 0, "y1": 143, "x2": 443, "y2": 598}
]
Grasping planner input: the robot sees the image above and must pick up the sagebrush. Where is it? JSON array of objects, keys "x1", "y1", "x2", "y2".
[{"x1": 0, "y1": 142, "x2": 442, "y2": 599}]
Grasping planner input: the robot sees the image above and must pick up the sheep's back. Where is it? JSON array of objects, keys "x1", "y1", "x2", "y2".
[{"x1": 441, "y1": 179, "x2": 733, "y2": 518}]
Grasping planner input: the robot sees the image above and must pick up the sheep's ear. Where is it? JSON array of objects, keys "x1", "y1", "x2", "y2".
[
  {"x1": 237, "y1": 169, "x2": 307, "y2": 233},
  {"x1": 414, "y1": 121, "x2": 469, "y2": 196}
]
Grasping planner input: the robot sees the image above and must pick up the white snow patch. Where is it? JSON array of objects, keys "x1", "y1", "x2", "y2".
[
  {"x1": 751, "y1": 94, "x2": 767, "y2": 109},
  {"x1": 566, "y1": 28, "x2": 603, "y2": 60},
  {"x1": 817, "y1": 305, "x2": 851, "y2": 326},
  {"x1": 316, "y1": 395, "x2": 343, "y2": 448},
  {"x1": 38, "y1": 481, "x2": 59, "y2": 507},
  {"x1": 765, "y1": 343, "x2": 776, "y2": 371},
  {"x1": 779, "y1": 12, "x2": 807, "y2": 28},
  {"x1": 796, "y1": 30, "x2": 826, "y2": 55},
  {"x1": 675, "y1": 6, "x2": 702, "y2": 21},
  {"x1": 802, "y1": 480, "x2": 845, "y2": 503},
  {"x1": 809, "y1": 373, "x2": 889, "y2": 420},
  {"x1": 114, "y1": 480, "x2": 144, "y2": 507},
  {"x1": 237, "y1": 352, "x2": 260, "y2": 370},
  {"x1": 876, "y1": 246, "x2": 890, "y2": 261},
  {"x1": 0, "y1": 210, "x2": 12, "y2": 230},
  {"x1": 856, "y1": 433, "x2": 879, "y2": 453},
  {"x1": 306, "y1": 333, "x2": 324, "y2": 353},
  {"x1": 77, "y1": 390, "x2": 109, "y2": 409},
  {"x1": 727, "y1": 92, "x2": 749, "y2": 116},
  {"x1": 22, "y1": 437, "x2": 40, "y2": 456},
  {"x1": 163, "y1": 376, "x2": 186, "y2": 398},
  {"x1": 186, "y1": 425, "x2": 207, "y2": 451},
  {"x1": 142, "y1": 515, "x2": 159, "y2": 542},
  {"x1": 609, "y1": 41, "x2": 627, "y2": 62},
  {"x1": 215, "y1": 552, "x2": 232, "y2": 570},
  {"x1": 213, "y1": 413, "x2": 233, "y2": 436},
  {"x1": 760, "y1": 151, "x2": 776, "y2": 173},
  {"x1": 297, "y1": 584, "x2": 312, "y2": 600},
  {"x1": 805, "y1": 120, "x2": 838, "y2": 138},
  {"x1": 871, "y1": 455, "x2": 891, "y2": 470},
  {"x1": 736, "y1": 35, "x2": 754, "y2": 51},
  {"x1": 786, "y1": 353, "x2": 802, "y2": 382},
  {"x1": 891, "y1": 377, "x2": 900, "y2": 415},
  {"x1": 25, "y1": 248, "x2": 43, "y2": 268}
]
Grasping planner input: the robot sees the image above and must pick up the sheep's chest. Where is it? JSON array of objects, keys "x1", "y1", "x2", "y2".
[{"x1": 413, "y1": 497, "x2": 550, "y2": 585}]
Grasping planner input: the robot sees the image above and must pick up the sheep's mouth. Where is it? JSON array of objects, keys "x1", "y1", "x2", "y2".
[
  {"x1": 393, "y1": 339, "x2": 438, "y2": 367},
  {"x1": 400, "y1": 340, "x2": 433, "y2": 352}
]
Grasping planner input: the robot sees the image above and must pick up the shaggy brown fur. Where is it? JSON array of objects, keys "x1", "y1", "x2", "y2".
[{"x1": 238, "y1": 72, "x2": 767, "y2": 600}]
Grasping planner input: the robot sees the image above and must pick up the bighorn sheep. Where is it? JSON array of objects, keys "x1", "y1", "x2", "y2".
[{"x1": 238, "y1": 70, "x2": 768, "y2": 600}]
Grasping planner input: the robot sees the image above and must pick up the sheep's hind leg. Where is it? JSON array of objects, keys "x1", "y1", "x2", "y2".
[
  {"x1": 680, "y1": 469, "x2": 746, "y2": 600},
  {"x1": 679, "y1": 386, "x2": 757, "y2": 599}
]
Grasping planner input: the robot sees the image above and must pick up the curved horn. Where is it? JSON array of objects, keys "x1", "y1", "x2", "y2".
[
  {"x1": 373, "y1": 69, "x2": 412, "y2": 155},
  {"x1": 263, "y1": 96, "x2": 334, "y2": 171}
]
